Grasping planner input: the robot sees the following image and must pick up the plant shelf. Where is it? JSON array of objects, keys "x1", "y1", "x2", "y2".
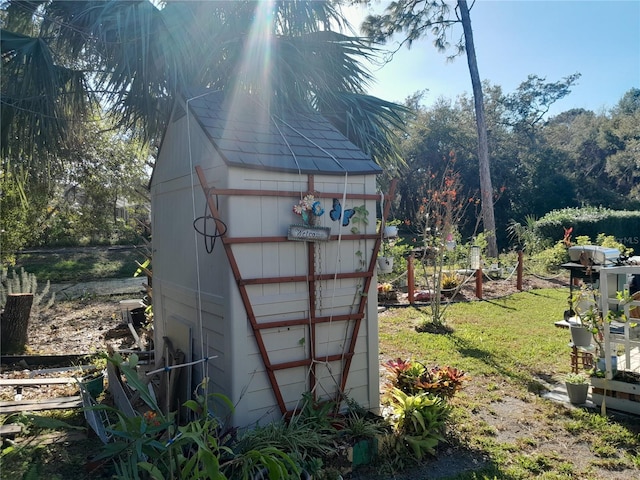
[{"x1": 590, "y1": 377, "x2": 640, "y2": 415}]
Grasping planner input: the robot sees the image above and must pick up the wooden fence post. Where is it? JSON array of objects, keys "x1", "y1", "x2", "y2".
[
  {"x1": 407, "y1": 254, "x2": 415, "y2": 305},
  {"x1": 475, "y1": 268, "x2": 483, "y2": 300}
]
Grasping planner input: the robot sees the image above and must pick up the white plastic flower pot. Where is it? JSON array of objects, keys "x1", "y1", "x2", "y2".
[
  {"x1": 383, "y1": 226, "x2": 398, "y2": 239},
  {"x1": 570, "y1": 325, "x2": 592, "y2": 347},
  {"x1": 377, "y1": 256, "x2": 394, "y2": 274}
]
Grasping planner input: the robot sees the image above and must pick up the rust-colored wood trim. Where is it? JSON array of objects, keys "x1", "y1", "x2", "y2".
[
  {"x1": 226, "y1": 236, "x2": 289, "y2": 244},
  {"x1": 239, "y1": 271, "x2": 372, "y2": 286},
  {"x1": 270, "y1": 358, "x2": 312, "y2": 370},
  {"x1": 195, "y1": 165, "x2": 395, "y2": 415},
  {"x1": 307, "y1": 227, "x2": 318, "y2": 396},
  {"x1": 255, "y1": 313, "x2": 363, "y2": 330},
  {"x1": 339, "y1": 179, "x2": 397, "y2": 393},
  {"x1": 225, "y1": 233, "x2": 379, "y2": 244},
  {"x1": 196, "y1": 166, "x2": 287, "y2": 413},
  {"x1": 270, "y1": 353, "x2": 353, "y2": 372},
  {"x1": 203, "y1": 188, "x2": 387, "y2": 201}
]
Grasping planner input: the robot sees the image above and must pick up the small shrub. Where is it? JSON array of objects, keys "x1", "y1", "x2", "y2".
[
  {"x1": 378, "y1": 240, "x2": 411, "y2": 276},
  {"x1": 529, "y1": 241, "x2": 569, "y2": 273},
  {"x1": 341, "y1": 397, "x2": 391, "y2": 442},
  {"x1": 94, "y1": 353, "x2": 298, "y2": 480},
  {"x1": 536, "y1": 207, "x2": 640, "y2": 252}
]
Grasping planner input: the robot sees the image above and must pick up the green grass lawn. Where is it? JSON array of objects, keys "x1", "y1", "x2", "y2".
[
  {"x1": 379, "y1": 289, "x2": 570, "y2": 379},
  {"x1": 378, "y1": 288, "x2": 640, "y2": 479},
  {"x1": 12, "y1": 247, "x2": 142, "y2": 283}
]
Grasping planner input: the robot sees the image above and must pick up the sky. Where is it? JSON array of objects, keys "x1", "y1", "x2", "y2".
[{"x1": 343, "y1": 0, "x2": 640, "y2": 117}]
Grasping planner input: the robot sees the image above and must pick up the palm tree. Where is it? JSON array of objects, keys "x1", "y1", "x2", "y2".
[{"x1": 1, "y1": 0, "x2": 406, "y2": 170}]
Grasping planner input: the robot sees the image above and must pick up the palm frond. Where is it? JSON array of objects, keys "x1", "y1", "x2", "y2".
[
  {"x1": 1, "y1": 29, "x2": 91, "y2": 158},
  {"x1": 2, "y1": 0, "x2": 407, "y2": 175}
]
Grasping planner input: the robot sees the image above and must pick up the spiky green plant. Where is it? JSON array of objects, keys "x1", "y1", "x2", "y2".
[
  {"x1": 387, "y1": 388, "x2": 451, "y2": 460},
  {"x1": 0, "y1": 267, "x2": 55, "y2": 312}
]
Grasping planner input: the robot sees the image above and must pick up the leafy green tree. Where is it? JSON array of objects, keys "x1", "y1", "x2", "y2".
[
  {"x1": 394, "y1": 95, "x2": 476, "y2": 233},
  {"x1": 542, "y1": 89, "x2": 640, "y2": 209},
  {"x1": 1, "y1": 114, "x2": 150, "y2": 256},
  {"x1": 491, "y1": 74, "x2": 582, "y2": 230},
  {"x1": 0, "y1": 170, "x2": 48, "y2": 264},
  {"x1": 543, "y1": 109, "x2": 616, "y2": 206},
  {"x1": 40, "y1": 118, "x2": 151, "y2": 246},
  {"x1": 502, "y1": 73, "x2": 581, "y2": 137},
  {"x1": 602, "y1": 89, "x2": 640, "y2": 202}
]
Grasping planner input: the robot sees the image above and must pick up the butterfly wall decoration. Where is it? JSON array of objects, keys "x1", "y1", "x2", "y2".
[{"x1": 329, "y1": 198, "x2": 356, "y2": 226}]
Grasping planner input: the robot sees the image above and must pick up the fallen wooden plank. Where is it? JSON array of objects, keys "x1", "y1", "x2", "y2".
[
  {"x1": 0, "y1": 377, "x2": 76, "y2": 387},
  {"x1": 0, "y1": 354, "x2": 90, "y2": 366},
  {"x1": 20, "y1": 430, "x2": 87, "y2": 445},
  {"x1": 0, "y1": 395, "x2": 82, "y2": 407},
  {"x1": 29, "y1": 365, "x2": 97, "y2": 376},
  {"x1": 0, "y1": 424, "x2": 22, "y2": 436},
  {"x1": 0, "y1": 396, "x2": 82, "y2": 414}
]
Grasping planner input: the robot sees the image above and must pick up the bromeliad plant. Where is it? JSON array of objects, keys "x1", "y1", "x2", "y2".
[
  {"x1": 386, "y1": 388, "x2": 450, "y2": 460},
  {"x1": 381, "y1": 358, "x2": 466, "y2": 461},
  {"x1": 383, "y1": 358, "x2": 466, "y2": 398}
]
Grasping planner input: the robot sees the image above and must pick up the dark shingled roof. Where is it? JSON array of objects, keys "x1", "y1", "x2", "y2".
[{"x1": 181, "y1": 89, "x2": 382, "y2": 175}]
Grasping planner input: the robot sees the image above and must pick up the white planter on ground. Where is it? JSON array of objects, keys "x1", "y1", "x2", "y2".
[{"x1": 565, "y1": 382, "x2": 589, "y2": 404}]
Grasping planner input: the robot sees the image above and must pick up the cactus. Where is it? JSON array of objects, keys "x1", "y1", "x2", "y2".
[{"x1": 0, "y1": 267, "x2": 55, "y2": 313}]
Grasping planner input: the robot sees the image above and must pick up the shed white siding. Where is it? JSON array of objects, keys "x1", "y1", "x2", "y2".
[{"x1": 151, "y1": 95, "x2": 381, "y2": 427}]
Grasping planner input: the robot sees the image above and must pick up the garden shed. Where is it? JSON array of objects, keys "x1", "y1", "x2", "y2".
[{"x1": 150, "y1": 89, "x2": 391, "y2": 427}]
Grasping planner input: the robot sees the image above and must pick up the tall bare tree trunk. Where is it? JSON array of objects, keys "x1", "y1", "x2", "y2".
[
  {"x1": 458, "y1": 0, "x2": 498, "y2": 257},
  {"x1": 1, "y1": 293, "x2": 34, "y2": 354}
]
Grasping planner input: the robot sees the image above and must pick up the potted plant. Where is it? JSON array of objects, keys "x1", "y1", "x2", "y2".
[
  {"x1": 440, "y1": 272, "x2": 461, "y2": 298},
  {"x1": 293, "y1": 194, "x2": 325, "y2": 226},
  {"x1": 574, "y1": 286, "x2": 634, "y2": 374},
  {"x1": 564, "y1": 372, "x2": 589, "y2": 404},
  {"x1": 377, "y1": 239, "x2": 394, "y2": 274},
  {"x1": 377, "y1": 255, "x2": 394, "y2": 274},
  {"x1": 383, "y1": 219, "x2": 401, "y2": 239},
  {"x1": 570, "y1": 287, "x2": 598, "y2": 348},
  {"x1": 378, "y1": 282, "x2": 397, "y2": 303},
  {"x1": 378, "y1": 227, "x2": 397, "y2": 273}
]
